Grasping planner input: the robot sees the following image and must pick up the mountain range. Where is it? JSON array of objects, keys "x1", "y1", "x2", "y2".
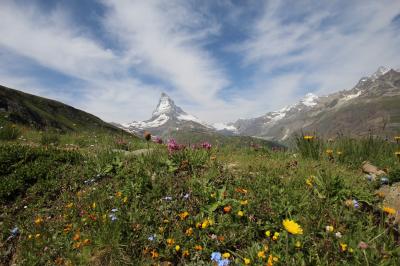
[{"x1": 118, "y1": 66, "x2": 400, "y2": 141}]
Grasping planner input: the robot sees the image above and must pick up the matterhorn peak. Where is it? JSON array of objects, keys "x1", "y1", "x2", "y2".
[
  {"x1": 152, "y1": 92, "x2": 184, "y2": 118},
  {"x1": 370, "y1": 66, "x2": 390, "y2": 80}
]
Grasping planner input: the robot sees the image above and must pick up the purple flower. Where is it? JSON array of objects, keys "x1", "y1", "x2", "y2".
[
  {"x1": 109, "y1": 214, "x2": 117, "y2": 221},
  {"x1": 353, "y1": 199, "x2": 360, "y2": 209},
  {"x1": 218, "y1": 259, "x2": 230, "y2": 266},
  {"x1": 201, "y1": 142, "x2": 212, "y2": 150},
  {"x1": 167, "y1": 139, "x2": 181, "y2": 153},
  {"x1": 148, "y1": 234, "x2": 156, "y2": 241},
  {"x1": 152, "y1": 136, "x2": 163, "y2": 144}
]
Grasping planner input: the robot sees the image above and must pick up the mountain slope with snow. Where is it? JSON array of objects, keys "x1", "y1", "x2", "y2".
[
  {"x1": 119, "y1": 92, "x2": 212, "y2": 137},
  {"x1": 229, "y1": 67, "x2": 400, "y2": 141}
]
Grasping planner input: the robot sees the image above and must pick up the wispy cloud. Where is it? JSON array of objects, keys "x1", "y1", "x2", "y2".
[{"x1": 0, "y1": 0, "x2": 399, "y2": 124}]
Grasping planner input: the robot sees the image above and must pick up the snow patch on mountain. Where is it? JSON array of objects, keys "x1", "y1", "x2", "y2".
[
  {"x1": 300, "y1": 93, "x2": 318, "y2": 107},
  {"x1": 343, "y1": 90, "x2": 362, "y2": 101},
  {"x1": 370, "y1": 66, "x2": 390, "y2": 81}
]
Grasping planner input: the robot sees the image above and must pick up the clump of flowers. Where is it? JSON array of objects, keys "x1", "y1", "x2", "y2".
[
  {"x1": 211, "y1": 252, "x2": 230, "y2": 265},
  {"x1": 283, "y1": 219, "x2": 303, "y2": 235},
  {"x1": 167, "y1": 139, "x2": 182, "y2": 153},
  {"x1": 179, "y1": 211, "x2": 189, "y2": 220},
  {"x1": 201, "y1": 142, "x2": 212, "y2": 150}
]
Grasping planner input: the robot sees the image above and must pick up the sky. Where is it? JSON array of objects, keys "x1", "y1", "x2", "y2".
[{"x1": 1, "y1": 0, "x2": 400, "y2": 124}]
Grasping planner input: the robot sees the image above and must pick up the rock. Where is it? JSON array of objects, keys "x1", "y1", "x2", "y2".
[{"x1": 362, "y1": 161, "x2": 386, "y2": 176}]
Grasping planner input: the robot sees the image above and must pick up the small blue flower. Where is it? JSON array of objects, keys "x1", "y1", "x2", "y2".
[
  {"x1": 109, "y1": 214, "x2": 117, "y2": 221},
  {"x1": 211, "y1": 252, "x2": 222, "y2": 262},
  {"x1": 218, "y1": 259, "x2": 230, "y2": 266},
  {"x1": 353, "y1": 199, "x2": 360, "y2": 209},
  {"x1": 148, "y1": 234, "x2": 156, "y2": 241},
  {"x1": 380, "y1": 177, "x2": 389, "y2": 185},
  {"x1": 10, "y1": 227, "x2": 19, "y2": 236}
]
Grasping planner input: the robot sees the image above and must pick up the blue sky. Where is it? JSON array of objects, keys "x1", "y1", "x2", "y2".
[{"x1": 1, "y1": 0, "x2": 400, "y2": 123}]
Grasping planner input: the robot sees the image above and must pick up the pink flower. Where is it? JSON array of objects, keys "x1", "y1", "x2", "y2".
[
  {"x1": 152, "y1": 136, "x2": 163, "y2": 144},
  {"x1": 201, "y1": 142, "x2": 212, "y2": 150},
  {"x1": 167, "y1": 139, "x2": 180, "y2": 153}
]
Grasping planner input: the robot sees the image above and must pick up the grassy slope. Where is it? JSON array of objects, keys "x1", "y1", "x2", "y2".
[
  {"x1": 1, "y1": 132, "x2": 400, "y2": 265},
  {"x1": 0, "y1": 85, "x2": 122, "y2": 134}
]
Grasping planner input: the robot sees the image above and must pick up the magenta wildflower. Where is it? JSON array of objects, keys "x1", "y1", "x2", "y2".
[{"x1": 201, "y1": 142, "x2": 212, "y2": 150}]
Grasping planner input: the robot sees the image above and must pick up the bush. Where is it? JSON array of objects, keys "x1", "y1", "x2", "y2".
[{"x1": 0, "y1": 124, "x2": 21, "y2": 140}]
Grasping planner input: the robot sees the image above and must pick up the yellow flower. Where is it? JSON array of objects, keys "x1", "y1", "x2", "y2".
[
  {"x1": 395, "y1": 151, "x2": 400, "y2": 157},
  {"x1": 185, "y1": 227, "x2": 193, "y2": 236},
  {"x1": 325, "y1": 225, "x2": 334, "y2": 233},
  {"x1": 210, "y1": 192, "x2": 216, "y2": 198},
  {"x1": 28, "y1": 234, "x2": 33, "y2": 240},
  {"x1": 175, "y1": 245, "x2": 180, "y2": 252},
  {"x1": 222, "y1": 252, "x2": 230, "y2": 259},
  {"x1": 194, "y1": 245, "x2": 203, "y2": 251},
  {"x1": 244, "y1": 258, "x2": 251, "y2": 265},
  {"x1": 237, "y1": 210, "x2": 244, "y2": 217},
  {"x1": 349, "y1": 248, "x2": 354, "y2": 253},
  {"x1": 179, "y1": 211, "x2": 190, "y2": 220},
  {"x1": 123, "y1": 196, "x2": 128, "y2": 203},
  {"x1": 383, "y1": 206, "x2": 396, "y2": 215},
  {"x1": 34, "y1": 217, "x2": 44, "y2": 225},
  {"x1": 240, "y1": 200, "x2": 248, "y2": 205},
  {"x1": 166, "y1": 238, "x2": 175, "y2": 246},
  {"x1": 395, "y1": 136, "x2": 400, "y2": 141},
  {"x1": 64, "y1": 223, "x2": 73, "y2": 233},
  {"x1": 295, "y1": 241, "x2": 301, "y2": 248},
  {"x1": 272, "y1": 232, "x2": 279, "y2": 241},
  {"x1": 283, "y1": 219, "x2": 303, "y2": 235},
  {"x1": 201, "y1": 219, "x2": 211, "y2": 229},
  {"x1": 116, "y1": 191, "x2": 122, "y2": 197},
  {"x1": 92, "y1": 202, "x2": 96, "y2": 209},
  {"x1": 151, "y1": 250, "x2": 159, "y2": 259},
  {"x1": 182, "y1": 250, "x2": 189, "y2": 257},
  {"x1": 35, "y1": 233, "x2": 41, "y2": 239},
  {"x1": 303, "y1": 135, "x2": 314, "y2": 141},
  {"x1": 340, "y1": 243, "x2": 347, "y2": 252},
  {"x1": 258, "y1": 250, "x2": 266, "y2": 259},
  {"x1": 337, "y1": 151, "x2": 342, "y2": 155},
  {"x1": 66, "y1": 202, "x2": 73, "y2": 208},
  {"x1": 73, "y1": 241, "x2": 82, "y2": 249},
  {"x1": 326, "y1": 149, "x2": 333, "y2": 155},
  {"x1": 265, "y1": 230, "x2": 271, "y2": 237}
]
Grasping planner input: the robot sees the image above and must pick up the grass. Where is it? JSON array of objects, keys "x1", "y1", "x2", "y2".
[{"x1": 1, "y1": 126, "x2": 400, "y2": 265}]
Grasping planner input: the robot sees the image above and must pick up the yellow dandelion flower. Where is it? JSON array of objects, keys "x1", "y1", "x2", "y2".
[
  {"x1": 175, "y1": 245, "x2": 180, "y2": 252},
  {"x1": 265, "y1": 230, "x2": 271, "y2": 237},
  {"x1": 91, "y1": 202, "x2": 96, "y2": 209},
  {"x1": 166, "y1": 238, "x2": 175, "y2": 246},
  {"x1": 340, "y1": 243, "x2": 347, "y2": 252},
  {"x1": 258, "y1": 250, "x2": 266, "y2": 259},
  {"x1": 240, "y1": 200, "x2": 248, "y2": 205},
  {"x1": 383, "y1": 206, "x2": 396, "y2": 215},
  {"x1": 151, "y1": 250, "x2": 159, "y2": 259},
  {"x1": 222, "y1": 252, "x2": 230, "y2": 259},
  {"x1": 182, "y1": 250, "x2": 189, "y2": 257},
  {"x1": 303, "y1": 135, "x2": 314, "y2": 141},
  {"x1": 244, "y1": 258, "x2": 251, "y2": 265},
  {"x1": 283, "y1": 219, "x2": 303, "y2": 235},
  {"x1": 201, "y1": 219, "x2": 210, "y2": 229},
  {"x1": 237, "y1": 210, "x2": 244, "y2": 217},
  {"x1": 185, "y1": 227, "x2": 193, "y2": 236},
  {"x1": 34, "y1": 217, "x2": 44, "y2": 225},
  {"x1": 28, "y1": 234, "x2": 33, "y2": 240},
  {"x1": 325, "y1": 225, "x2": 334, "y2": 233},
  {"x1": 179, "y1": 211, "x2": 189, "y2": 220}
]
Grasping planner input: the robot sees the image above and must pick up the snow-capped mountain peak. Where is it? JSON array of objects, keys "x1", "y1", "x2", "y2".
[
  {"x1": 370, "y1": 66, "x2": 390, "y2": 80},
  {"x1": 152, "y1": 92, "x2": 184, "y2": 117},
  {"x1": 300, "y1": 93, "x2": 318, "y2": 107}
]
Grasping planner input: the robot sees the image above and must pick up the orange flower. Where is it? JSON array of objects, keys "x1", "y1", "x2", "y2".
[
  {"x1": 185, "y1": 227, "x2": 193, "y2": 236},
  {"x1": 151, "y1": 250, "x2": 159, "y2": 259},
  {"x1": 223, "y1": 205, "x2": 232, "y2": 213},
  {"x1": 383, "y1": 206, "x2": 396, "y2": 215},
  {"x1": 63, "y1": 224, "x2": 73, "y2": 233},
  {"x1": 194, "y1": 245, "x2": 203, "y2": 251},
  {"x1": 182, "y1": 250, "x2": 190, "y2": 257},
  {"x1": 83, "y1": 239, "x2": 91, "y2": 245},
  {"x1": 235, "y1": 187, "x2": 248, "y2": 194},
  {"x1": 73, "y1": 232, "x2": 80, "y2": 241}
]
